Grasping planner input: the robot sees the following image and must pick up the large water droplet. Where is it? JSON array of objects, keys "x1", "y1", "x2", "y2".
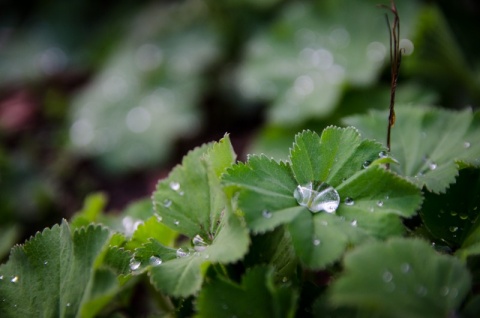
[
  {"x1": 129, "y1": 258, "x2": 141, "y2": 271},
  {"x1": 262, "y1": 209, "x2": 272, "y2": 219},
  {"x1": 382, "y1": 271, "x2": 393, "y2": 283},
  {"x1": 344, "y1": 197, "x2": 354, "y2": 206},
  {"x1": 10, "y1": 276, "x2": 18, "y2": 283},
  {"x1": 293, "y1": 181, "x2": 340, "y2": 213},
  {"x1": 192, "y1": 234, "x2": 208, "y2": 252},
  {"x1": 149, "y1": 256, "x2": 162, "y2": 266},
  {"x1": 176, "y1": 248, "x2": 189, "y2": 258}
]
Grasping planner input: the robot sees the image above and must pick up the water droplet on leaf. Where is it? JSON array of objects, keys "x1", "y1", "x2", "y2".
[
  {"x1": 149, "y1": 256, "x2": 162, "y2": 266},
  {"x1": 351, "y1": 219, "x2": 358, "y2": 227},
  {"x1": 416, "y1": 285, "x2": 428, "y2": 297},
  {"x1": 451, "y1": 211, "x2": 458, "y2": 216},
  {"x1": 464, "y1": 141, "x2": 471, "y2": 148},
  {"x1": 449, "y1": 226, "x2": 458, "y2": 233},
  {"x1": 378, "y1": 151, "x2": 388, "y2": 158},
  {"x1": 10, "y1": 276, "x2": 18, "y2": 283},
  {"x1": 129, "y1": 259, "x2": 141, "y2": 271},
  {"x1": 459, "y1": 214, "x2": 468, "y2": 220},
  {"x1": 262, "y1": 209, "x2": 272, "y2": 219},
  {"x1": 192, "y1": 234, "x2": 208, "y2": 252},
  {"x1": 163, "y1": 199, "x2": 172, "y2": 208},
  {"x1": 293, "y1": 181, "x2": 340, "y2": 213},
  {"x1": 170, "y1": 181, "x2": 180, "y2": 191},
  {"x1": 344, "y1": 197, "x2": 354, "y2": 206},
  {"x1": 174, "y1": 220, "x2": 180, "y2": 226},
  {"x1": 66, "y1": 303, "x2": 71, "y2": 307},
  {"x1": 362, "y1": 160, "x2": 371, "y2": 169},
  {"x1": 176, "y1": 248, "x2": 189, "y2": 258},
  {"x1": 377, "y1": 200, "x2": 384, "y2": 207},
  {"x1": 440, "y1": 286, "x2": 450, "y2": 296},
  {"x1": 313, "y1": 238, "x2": 321, "y2": 246}
]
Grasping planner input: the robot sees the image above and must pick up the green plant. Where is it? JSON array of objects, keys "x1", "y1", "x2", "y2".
[
  {"x1": 1, "y1": 1, "x2": 480, "y2": 317},
  {"x1": 1, "y1": 111, "x2": 479, "y2": 317}
]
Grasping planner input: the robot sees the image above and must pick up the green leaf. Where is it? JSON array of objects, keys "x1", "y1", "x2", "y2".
[
  {"x1": 343, "y1": 105, "x2": 480, "y2": 193},
  {"x1": 145, "y1": 135, "x2": 249, "y2": 296},
  {"x1": 0, "y1": 221, "x2": 111, "y2": 317},
  {"x1": 132, "y1": 209, "x2": 249, "y2": 297},
  {"x1": 70, "y1": 192, "x2": 108, "y2": 229},
  {"x1": 196, "y1": 266, "x2": 298, "y2": 318},
  {"x1": 153, "y1": 135, "x2": 235, "y2": 239},
  {"x1": 224, "y1": 126, "x2": 422, "y2": 268},
  {"x1": 126, "y1": 216, "x2": 178, "y2": 250},
  {"x1": 330, "y1": 238, "x2": 472, "y2": 318},
  {"x1": 421, "y1": 169, "x2": 480, "y2": 248}
]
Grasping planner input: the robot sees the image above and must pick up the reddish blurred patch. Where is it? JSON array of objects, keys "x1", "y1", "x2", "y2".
[{"x1": 0, "y1": 89, "x2": 38, "y2": 134}]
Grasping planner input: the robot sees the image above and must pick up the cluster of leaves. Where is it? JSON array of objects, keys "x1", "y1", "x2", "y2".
[{"x1": 1, "y1": 104, "x2": 479, "y2": 317}]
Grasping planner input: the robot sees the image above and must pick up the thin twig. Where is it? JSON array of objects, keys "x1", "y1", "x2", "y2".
[{"x1": 380, "y1": 0, "x2": 402, "y2": 157}]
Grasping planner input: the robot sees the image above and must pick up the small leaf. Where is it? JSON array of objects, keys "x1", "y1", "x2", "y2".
[
  {"x1": 145, "y1": 135, "x2": 249, "y2": 297},
  {"x1": 126, "y1": 216, "x2": 178, "y2": 250},
  {"x1": 196, "y1": 266, "x2": 298, "y2": 318},
  {"x1": 343, "y1": 105, "x2": 480, "y2": 193},
  {"x1": 70, "y1": 192, "x2": 108, "y2": 228},
  {"x1": 0, "y1": 221, "x2": 110, "y2": 317},
  {"x1": 330, "y1": 238, "x2": 472, "y2": 318},
  {"x1": 153, "y1": 135, "x2": 235, "y2": 239}
]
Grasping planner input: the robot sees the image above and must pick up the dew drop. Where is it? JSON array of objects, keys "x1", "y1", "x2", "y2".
[
  {"x1": 293, "y1": 181, "x2": 340, "y2": 213},
  {"x1": 262, "y1": 209, "x2": 272, "y2": 219},
  {"x1": 0, "y1": 275, "x2": 3, "y2": 280},
  {"x1": 459, "y1": 214, "x2": 468, "y2": 220},
  {"x1": 362, "y1": 160, "x2": 371, "y2": 169},
  {"x1": 204, "y1": 254, "x2": 210, "y2": 259},
  {"x1": 174, "y1": 220, "x2": 180, "y2": 226},
  {"x1": 377, "y1": 200, "x2": 384, "y2": 207},
  {"x1": 44, "y1": 261, "x2": 48, "y2": 265},
  {"x1": 321, "y1": 220, "x2": 328, "y2": 226},
  {"x1": 385, "y1": 282, "x2": 396, "y2": 293},
  {"x1": 163, "y1": 199, "x2": 172, "y2": 208},
  {"x1": 176, "y1": 248, "x2": 189, "y2": 258},
  {"x1": 385, "y1": 195, "x2": 389, "y2": 200},
  {"x1": 147, "y1": 256, "x2": 161, "y2": 266},
  {"x1": 129, "y1": 259, "x2": 141, "y2": 271},
  {"x1": 10, "y1": 276, "x2": 18, "y2": 283},
  {"x1": 192, "y1": 234, "x2": 208, "y2": 252},
  {"x1": 450, "y1": 211, "x2": 458, "y2": 216},
  {"x1": 449, "y1": 226, "x2": 458, "y2": 233},
  {"x1": 429, "y1": 162, "x2": 437, "y2": 170},
  {"x1": 350, "y1": 219, "x2": 358, "y2": 227},
  {"x1": 66, "y1": 303, "x2": 71, "y2": 307},
  {"x1": 282, "y1": 276, "x2": 288, "y2": 283},
  {"x1": 313, "y1": 238, "x2": 321, "y2": 246},
  {"x1": 344, "y1": 197, "x2": 354, "y2": 206},
  {"x1": 378, "y1": 151, "x2": 388, "y2": 158},
  {"x1": 464, "y1": 141, "x2": 471, "y2": 149},
  {"x1": 400, "y1": 263, "x2": 411, "y2": 274},
  {"x1": 382, "y1": 271, "x2": 393, "y2": 283},
  {"x1": 154, "y1": 213, "x2": 163, "y2": 222},
  {"x1": 170, "y1": 181, "x2": 180, "y2": 191}
]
